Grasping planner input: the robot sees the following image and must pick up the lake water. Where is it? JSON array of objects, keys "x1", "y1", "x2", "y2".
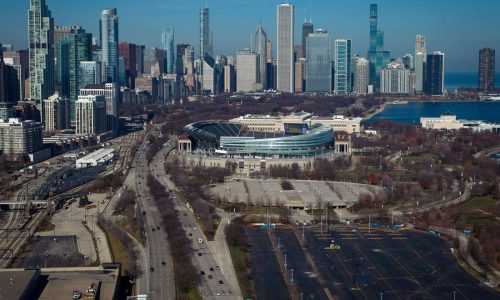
[
  {"x1": 368, "y1": 101, "x2": 500, "y2": 125},
  {"x1": 445, "y1": 72, "x2": 500, "y2": 90}
]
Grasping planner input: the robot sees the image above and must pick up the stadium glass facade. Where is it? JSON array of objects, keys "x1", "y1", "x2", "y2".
[{"x1": 183, "y1": 121, "x2": 334, "y2": 158}]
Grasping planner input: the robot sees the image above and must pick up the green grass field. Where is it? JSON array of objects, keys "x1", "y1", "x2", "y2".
[{"x1": 461, "y1": 195, "x2": 497, "y2": 210}]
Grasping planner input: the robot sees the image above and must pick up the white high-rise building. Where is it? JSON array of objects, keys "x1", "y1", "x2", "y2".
[
  {"x1": 100, "y1": 8, "x2": 119, "y2": 83},
  {"x1": 255, "y1": 25, "x2": 267, "y2": 89},
  {"x1": 236, "y1": 49, "x2": 259, "y2": 92},
  {"x1": 29, "y1": 0, "x2": 55, "y2": 103},
  {"x1": 277, "y1": 3, "x2": 294, "y2": 93},
  {"x1": 354, "y1": 58, "x2": 369, "y2": 95},
  {"x1": 380, "y1": 61, "x2": 411, "y2": 94},
  {"x1": 79, "y1": 83, "x2": 118, "y2": 133},
  {"x1": 415, "y1": 34, "x2": 426, "y2": 93},
  {"x1": 75, "y1": 95, "x2": 107, "y2": 135},
  {"x1": 43, "y1": 93, "x2": 70, "y2": 131}
]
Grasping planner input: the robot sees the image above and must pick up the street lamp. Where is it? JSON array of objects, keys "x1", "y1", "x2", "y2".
[{"x1": 351, "y1": 228, "x2": 357, "y2": 289}]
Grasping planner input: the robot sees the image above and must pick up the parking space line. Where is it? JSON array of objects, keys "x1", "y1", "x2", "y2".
[
  {"x1": 400, "y1": 238, "x2": 469, "y2": 299},
  {"x1": 356, "y1": 234, "x2": 403, "y2": 300},
  {"x1": 372, "y1": 238, "x2": 434, "y2": 299}
]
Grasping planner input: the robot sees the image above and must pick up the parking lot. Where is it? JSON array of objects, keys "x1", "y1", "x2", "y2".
[
  {"x1": 14, "y1": 236, "x2": 85, "y2": 268},
  {"x1": 304, "y1": 224, "x2": 499, "y2": 299},
  {"x1": 246, "y1": 227, "x2": 290, "y2": 300}
]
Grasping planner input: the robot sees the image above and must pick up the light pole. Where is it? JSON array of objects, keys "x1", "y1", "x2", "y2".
[{"x1": 352, "y1": 228, "x2": 357, "y2": 289}]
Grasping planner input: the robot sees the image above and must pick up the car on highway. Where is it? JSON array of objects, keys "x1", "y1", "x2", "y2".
[
  {"x1": 161, "y1": 261, "x2": 166, "y2": 266},
  {"x1": 188, "y1": 232, "x2": 192, "y2": 236},
  {"x1": 219, "y1": 280, "x2": 224, "y2": 285},
  {"x1": 210, "y1": 267, "x2": 214, "y2": 272},
  {"x1": 200, "y1": 271, "x2": 205, "y2": 276},
  {"x1": 198, "y1": 238, "x2": 203, "y2": 244},
  {"x1": 215, "y1": 266, "x2": 220, "y2": 270},
  {"x1": 150, "y1": 267, "x2": 154, "y2": 272},
  {"x1": 157, "y1": 226, "x2": 160, "y2": 230},
  {"x1": 152, "y1": 228, "x2": 156, "y2": 232},
  {"x1": 198, "y1": 253, "x2": 202, "y2": 256},
  {"x1": 208, "y1": 275, "x2": 213, "y2": 279}
]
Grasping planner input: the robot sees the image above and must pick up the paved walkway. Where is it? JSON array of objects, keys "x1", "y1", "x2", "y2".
[{"x1": 38, "y1": 197, "x2": 112, "y2": 265}]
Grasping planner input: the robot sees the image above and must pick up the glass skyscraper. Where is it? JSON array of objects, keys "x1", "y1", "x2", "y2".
[
  {"x1": 335, "y1": 39, "x2": 352, "y2": 95},
  {"x1": 368, "y1": 4, "x2": 389, "y2": 92},
  {"x1": 200, "y1": 8, "x2": 211, "y2": 58},
  {"x1": 68, "y1": 30, "x2": 92, "y2": 121},
  {"x1": 162, "y1": 28, "x2": 175, "y2": 74},
  {"x1": 277, "y1": 3, "x2": 294, "y2": 93},
  {"x1": 305, "y1": 29, "x2": 332, "y2": 93},
  {"x1": 79, "y1": 61, "x2": 101, "y2": 88},
  {"x1": 302, "y1": 21, "x2": 313, "y2": 59},
  {"x1": 29, "y1": 0, "x2": 55, "y2": 103},
  {"x1": 100, "y1": 8, "x2": 119, "y2": 83}
]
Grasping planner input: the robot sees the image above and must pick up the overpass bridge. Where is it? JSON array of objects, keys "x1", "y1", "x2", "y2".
[{"x1": 0, "y1": 200, "x2": 50, "y2": 206}]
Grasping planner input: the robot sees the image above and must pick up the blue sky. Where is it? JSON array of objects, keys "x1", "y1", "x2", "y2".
[{"x1": 1, "y1": 0, "x2": 499, "y2": 72}]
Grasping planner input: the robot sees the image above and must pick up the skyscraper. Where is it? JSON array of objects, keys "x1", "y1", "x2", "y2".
[
  {"x1": 75, "y1": 94, "x2": 106, "y2": 135},
  {"x1": 176, "y1": 44, "x2": 189, "y2": 76},
  {"x1": 29, "y1": 0, "x2": 55, "y2": 103},
  {"x1": 368, "y1": 4, "x2": 389, "y2": 92},
  {"x1": 354, "y1": 57, "x2": 369, "y2": 95},
  {"x1": 100, "y1": 8, "x2": 119, "y2": 83},
  {"x1": 335, "y1": 39, "x2": 352, "y2": 95},
  {"x1": 266, "y1": 40, "x2": 273, "y2": 62},
  {"x1": 162, "y1": 28, "x2": 175, "y2": 74},
  {"x1": 55, "y1": 25, "x2": 82, "y2": 96},
  {"x1": 255, "y1": 25, "x2": 267, "y2": 89},
  {"x1": 200, "y1": 8, "x2": 211, "y2": 57},
  {"x1": 479, "y1": 48, "x2": 495, "y2": 92},
  {"x1": 79, "y1": 61, "x2": 101, "y2": 88},
  {"x1": 277, "y1": 3, "x2": 294, "y2": 93},
  {"x1": 425, "y1": 51, "x2": 445, "y2": 95},
  {"x1": 381, "y1": 61, "x2": 411, "y2": 94},
  {"x1": 68, "y1": 29, "x2": 92, "y2": 121},
  {"x1": 119, "y1": 42, "x2": 137, "y2": 87},
  {"x1": 43, "y1": 92, "x2": 70, "y2": 131},
  {"x1": 402, "y1": 54, "x2": 414, "y2": 70},
  {"x1": 302, "y1": 21, "x2": 313, "y2": 58},
  {"x1": 306, "y1": 29, "x2": 332, "y2": 93},
  {"x1": 415, "y1": 34, "x2": 426, "y2": 93},
  {"x1": 236, "y1": 49, "x2": 259, "y2": 92}
]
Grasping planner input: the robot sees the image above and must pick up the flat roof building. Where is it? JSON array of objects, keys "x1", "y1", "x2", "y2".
[
  {"x1": 76, "y1": 147, "x2": 115, "y2": 168},
  {"x1": 421, "y1": 113, "x2": 500, "y2": 132}
]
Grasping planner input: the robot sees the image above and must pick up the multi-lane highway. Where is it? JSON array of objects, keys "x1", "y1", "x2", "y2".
[
  {"x1": 149, "y1": 139, "x2": 243, "y2": 299},
  {"x1": 129, "y1": 136, "x2": 175, "y2": 300}
]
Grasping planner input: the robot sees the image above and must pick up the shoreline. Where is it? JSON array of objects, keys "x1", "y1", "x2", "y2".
[{"x1": 363, "y1": 102, "x2": 387, "y2": 119}]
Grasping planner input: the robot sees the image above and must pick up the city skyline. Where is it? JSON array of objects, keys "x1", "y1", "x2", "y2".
[{"x1": 1, "y1": 0, "x2": 499, "y2": 73}]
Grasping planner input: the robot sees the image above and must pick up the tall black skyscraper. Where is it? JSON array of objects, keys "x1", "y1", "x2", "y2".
[
  {"x1": 479, "y1": 48, "x2": 495, "y2": 92},
  {"x1": 425, "y1": 51, "x2": 445, "y2": 95},
  {"x1": 302, "y1": 21, "x2": 313, "y2": 58}
]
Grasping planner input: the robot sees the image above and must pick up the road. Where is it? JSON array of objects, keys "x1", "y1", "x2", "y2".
[
  {"x1": 129, "y1": 138, "x2": 175, "y2": 300},
  {"x1": 149, "y1": 139, "x2": 243, "y2": 299}
]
